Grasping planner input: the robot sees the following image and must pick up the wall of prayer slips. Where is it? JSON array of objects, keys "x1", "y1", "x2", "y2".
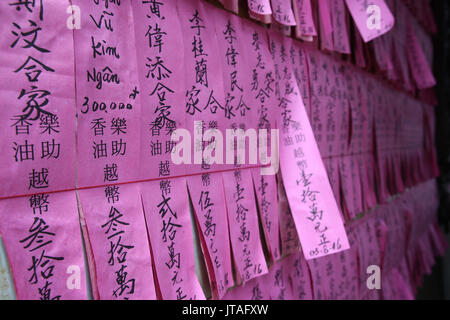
[{"x1": 0, "y1": 0, "x2": 446, "y2": 300}]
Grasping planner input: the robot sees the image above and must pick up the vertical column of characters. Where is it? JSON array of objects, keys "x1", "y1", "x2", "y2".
[
  {"x1": 187, "y1": 172, "x2": 234, "y2": 299},
  {"x1": 303, "y1": 51, "x2": 325, "y2": 154},
  {"x1": 222, "y1": 169, "x2": 268, "y2": 285},
  {"x1": 176, "y1": 0, "x2": 226, "y2": 175},
  {"x1": 0, "y1": 191, "x2": 87, "y2": 300},
  {"x1": 132, "y1": 0, "x2": 186, "y2": 181},
  {"x1": 212, "y1": 7, "x2": 268, "y2": 286},
  {"x1": 241, "y1": 20, "x2": 281, "y2": 263},
  {"x1": 267, "y1": 32, "x2": 301, "y2": 258},
  {"x1": 277, "y1": 171, "x2": 301, "y2": 257},
  {"x1": 213, "y1": 10, "x2": 257, "y2": 169},
  {"x1": 78, "y1": 183, "x2": 157, "y2": 300},
  {"x1": 292, "y1": 0, "x2": 317, "y2": 39},
  {"x1": 289, "y1": 41, "x2": 310, "y2": 116},
  {"x1": 0, "y1": 0, "x2": 76, "y2": 198},
  {"x1": 338, "y1": 62, "x2": 362, "y2": 220},
  {"x1": 330, "y1": 0, "x2": 351, "y2": 54},
  {"x1": 284, "y1": 252, "x2": 314, "y2": 300},
  {"x1": 269, "y1": 30, "x2": 350, "y2": 260},
  {"x1": 141, "y1": 177, "x2": 205, "y2": 300},
  {"x1": 73, "y1": 0, "x2": 141, "y2": 188}
]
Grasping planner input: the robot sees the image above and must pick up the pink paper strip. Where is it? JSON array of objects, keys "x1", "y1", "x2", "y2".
[
  {"x1": 251, "y1": 169, "x2": 281, "y2": 261},
  {"x1": 270, "y1": 31, "x2": 350, "y2": 260},
  {"x1": 73, "y1": 0, "x2": 141, "y2": 188},
  {"x1": 292, "y1": 0, "x2": 317, "y2": 37},
  {"x1": 277, "y1": 172, "x2": 301, "y2": 257},
  {"x1": 317, "y1": 0, "x2": 334, "y2": 51},
  {"x1": 132, "y1": 0, "x2": 187, "y2": 180},
  {"x1": 176, "y1": 0, "x2": 227, "y2": 175},
  {"x1": 330, "y1": 0, "x2": 351, "y2": 54},
  {"x1": 0, "y1": 191, "x2": 87, "y2": 300},
  {"x1": 78, "y1": 183, "x2": 156, "y2": 299},
  {"x1": 406, "y1": 21, "x2": 436, "y2": 89},
  {"x1": 141, "y1": 178, "x2": 205, "y2": 300},
  {"x1": 0, "y1": 0, "x2": 76, "y2": 197},
  {"x1": 271, "y1": 0, "x2": 297, "y2": 26},
  {"x1": 284, "y1": 252, "x2": 314, "y2": 300},
  {"x1": 289, "y1": 42, "x2": 311, "y2": 120},
  {"x1": 222, "y1": 169, "x2": 268, "y2": 283},
  {"x1": 259, "y1": 258, "x2": 295, "y2": 300},
  {"x1": 213, "y1": 9, "x2": 259, "y2": 171},
  {"x1": 187, "y1": 173, "x2": 234, "y2": 299},
  {"x1": 354, "y1": 218, "x2": 382, "y2": 300},
  {"x1": 307, "y1": 232, "x2": 359, "y2": 299},
  {"x1": 240, "y1": 19, "x2": 281, "y2": 262}
]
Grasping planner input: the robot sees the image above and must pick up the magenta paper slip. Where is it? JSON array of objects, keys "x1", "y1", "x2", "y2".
[
  {"x1": 305, "y1": 50, "x2": 350, "y2": 158},
  {"x1": 307, "y1": 232, "x2": 359, "y2": 300},
  {"x1": 248, "y1": 0, "x2": 272, "y2": 15},
  {"x1": 338, "y1": 155, "x2": 363, "y2": 220},
  {"x1": 392, "y1": 38, "x2": 414, "y2": 93},
  {"x1": 346, "y1": 71, "x2": 370, "y2": 156},
  {"x1": 277, "y1": 172, "x2": 301, "y2": 257},
  {"x1": 418, "y1": 234, "x2": 435, "y2": 276},
  {"x1": 353, "y1": 26, "x2": 367, "y2": 68},
  {"x1": 222, "y1": 169, "x2": 268, "y2": 283},
  {"x1": 0, "y1": 0, "x2": 76, "y2": 198},
  {"x1": 429, "y1": 222, "x2": 448, "y2": 258},
  {"x1": 221, "y1": 276, "x2": 270, "y2": 300},
  {"x1": 379, "y1": 201, "x2": 408, "y2": 274},
  {"x1": 317, "y1": 0, "x2": 334, "y2": 51},
  {"x1": 259, "y1": 258, "x2": 295, "y2": 300},
  {"x1": 0, "y1": 191, "x2": 87, "y2": 300},
  {"x1": 177, "y1": 0, "x2": 231, "y2": 175},
  {"x1": 269, "y1": 31, "x2": 350, "y2": 260},
  {"x1": 271, "y1": 0, "x2": 297, "y2": 26},
  {"x1": 251, "y1": 168, "x2": 280, "y2": 262},
  {"x1": 141, "y1": 178, "x2": 205, "y2": 300},
  {"x1": 323, "y1": 158, "x2": 343, "y2": 219},
  {"x1": 213, "y1": 9, "x2": 259, "y2": 171},
  {"x1": 73, "y1": 0, "x2": 141, "y2": 188},
  {"x1": 382, "y1": 31, "x2": 398, "y2": 81},
  {"x1": 292, "y1": 0, "x2": 317, "y2": 38},
  {"x1": 284, "y1": 252, "x2": 313, "y2": 300},
  {"x1": 248, "y1": 0, "x2": 273, "y2": 20},
  {"x1": 345, "y1": 0, "x2": 395, "y2": 43},
  {"x1": 132, "y1": 0, "x2": 187, "y2": 180},
  {"x1": 78, "y1": 183, "x2": 156, "y2": 300},
  {"x1": 239, "y1": 19, "x2": 281, "y2": 262},
  {"x1": 358, "y1": 154, "x2": 377, "y2": 212},
  {"x1": 353, "y1": 218, "x2": 382, "y2": 300},
  {"x1": 187, "y1": 173, "x2": 234, "y2": 299},
  {"x1": 330, "y1": 0, "x2": 351, "y2": 54},
  {"x1": 247, "y1": 0, "x2": 272, "y2": 18},
  {"x1": 289, "y1": 42, "x2": 311, "y2": 120},
  {"x1": 372, "y1": 37, "x2": 389, "y2": 71},
  {"x1": 382, "y1": 259, "x2": 414, "y2": 300},
  {"x1": 241, "y1": 18, "x2": 280, "y2": 176},
  {"x1": 406, "y1": 21, "x2": 436, "y2": 90}
]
